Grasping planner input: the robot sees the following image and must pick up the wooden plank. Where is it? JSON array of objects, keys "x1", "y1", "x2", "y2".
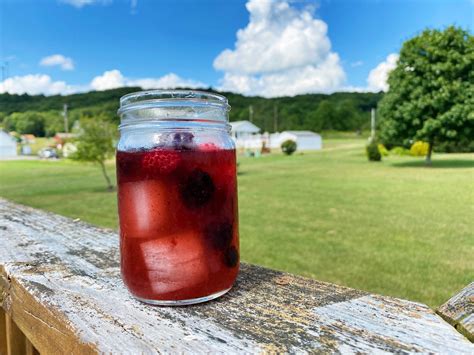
[
  {"x1": 0, "y1": 198, "x2": 472, "y2": 353},
  {"x1": 437, "y1": 282, "x2": 474, "y2": 341},
  {"x1": 0, "y1": 308, "x2": 7, "y2": 355},
  {"x1": 0, "y1": 269, "x2": 96, "y2": 355},
  {"x1": 5, "y1": 314, "x2": 25, "y2": 355},
  {"x1": 25, "y1": 339, "x2": 39, "y2": 355}
]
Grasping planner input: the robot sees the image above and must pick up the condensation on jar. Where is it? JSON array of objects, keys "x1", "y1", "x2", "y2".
[{"x1": 116, "y1": 90, "x2": 239, "y2": 306}]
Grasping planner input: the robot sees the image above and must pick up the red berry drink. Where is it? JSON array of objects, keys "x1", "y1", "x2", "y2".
[{"x1": 117, "y1": 134, "x2": 239, "y2": 304}]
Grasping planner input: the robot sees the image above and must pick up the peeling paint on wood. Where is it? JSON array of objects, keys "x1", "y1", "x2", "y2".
[
  {"x1": 437, "y1": 282, "x2": 474, "y2": 342},
  {"x1": 312, "y1": 295, "x2": 473, "y2": 352},
  {"x1": 0, "y1": 198, "x2": 473, "y2": 353}
]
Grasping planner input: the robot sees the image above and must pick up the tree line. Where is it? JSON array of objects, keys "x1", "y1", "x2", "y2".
[{"x1": 0, "y1": 88, "x2": 382, "y2": 137}]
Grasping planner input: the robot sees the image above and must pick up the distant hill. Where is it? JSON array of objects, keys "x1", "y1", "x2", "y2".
[
  {"x1": 0, "y1": 88, "x2": 383, "y2": 135},
  {"x1": 0, "y1": 87, "x2": 139, "y2": 117}
]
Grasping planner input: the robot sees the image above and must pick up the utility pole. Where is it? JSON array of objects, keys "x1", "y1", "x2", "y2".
[
  {"x1": 370, "y1": 108, "x2": 376, "y2": 140},
  {"x1": 249, "y1": 105, "x2": 254, "y2": 122},
  {"x1": 273, "y1": 104, "x2": 278, "y2": 132},
  {"x1": 63, "y1": 104, "x2": 69, "y2": 133}
]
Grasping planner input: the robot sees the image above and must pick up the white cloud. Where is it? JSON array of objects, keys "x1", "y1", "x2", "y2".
[
  {"x1": 90, "y1": 70, "x2": 206, "y2": 91},
  {"x1": 219, "y1": 54, "x2": 344, "y2": 97},
  {"x1": 60, "y1": 0, "x2": 137, "y2": 9},
  {"x1": 40, "y1": 54, "x2": 75, "y2": 71},
  {"x1": 130, "y1": 0, "x2": 138, "y2": 14},
  {"x1": 129, "y1": 73, "x2": 205, "y2": 90},
  {"x1": 0, "y1": 74, "x2": 78, "y2": 95},
  {"x1": 90, "y1": 69, "x2": 125, "y2": 90},
  {"x1": 0, "y1": 70, "x2": 206, "y2": 96},
  {"x1": 367, "y1": 53, "x2": 399, "y2": 92},
  {"x1": 59, "y1": 0, "x2": 111, "y2": 8},
  {"x1": 350, "y1": 61, "x2": 364, "y2": 68},
  {"x1": 213, "y1": 0, "x2": 345, "y2": 97},
  {"x1": 1, "y1": 55, "x2": 16, "y2": 62}
]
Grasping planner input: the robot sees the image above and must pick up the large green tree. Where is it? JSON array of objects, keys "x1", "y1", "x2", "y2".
[
  {"x1": 312, "y1": 100, "x2": 334, "y2": 130},
  {"x1": 4, "y1": 111, "x2": 46, "y2": 136},
  {"x1": 379, "y1": 26, "x2": 474, "y2": 164},
  {"x1": 3, "y1": 110, "x2": 72, "y2": 137},
  {"x1": 71, "y1": 116, "x2": 117, "y2": 190}
]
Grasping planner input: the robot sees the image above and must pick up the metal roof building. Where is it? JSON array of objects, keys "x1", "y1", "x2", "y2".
[
  {"x1": 0, "y1": 131, "x2": 18, "y2": 158},
  {"x1": 270, "y1": 131, "x2": 322, "y2": 150}
]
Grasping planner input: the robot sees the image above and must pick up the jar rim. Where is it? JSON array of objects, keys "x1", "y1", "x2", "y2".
[{"x1": 118, "y1": 89, "x2": 230, "y2": 115}]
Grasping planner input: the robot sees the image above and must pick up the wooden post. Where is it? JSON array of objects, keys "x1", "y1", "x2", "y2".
[
  {"x1": 0, "y1": 308, "x2": 7, "y2": 355},
  {"x1": 5, "y1": 314, "x2": 26, "y2": 355},
  {"x1": 437, "y1": 282, "x2": 474, "y2": 341},
  {"x1": 25, "y1": 339, "x2": 39, "y2": 355}
]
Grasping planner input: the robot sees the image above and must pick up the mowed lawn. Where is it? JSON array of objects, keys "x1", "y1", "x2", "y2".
[{"x1": 0, "y1": 139, "x2": 472, "y2": 307}]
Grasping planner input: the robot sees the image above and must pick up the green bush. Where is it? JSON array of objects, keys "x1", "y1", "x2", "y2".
[
  {"x1": 366, "y1": 140, "x2": 382, "y2": 161},
  {"x1": 281, "y1": 140, "x2": 297, "y2": 155},
  {"x1": 390, "y1": 146, "x2": 411, "y2": 156}
]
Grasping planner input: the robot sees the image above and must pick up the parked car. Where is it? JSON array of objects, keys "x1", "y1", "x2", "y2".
[{"x1": 38, "y1": 147, "x2": 59, "y2": 159}]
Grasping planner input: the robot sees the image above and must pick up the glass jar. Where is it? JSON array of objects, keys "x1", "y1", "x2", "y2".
[{"x1": 116, "y1": 90, "x2": 239, "y2": 305}]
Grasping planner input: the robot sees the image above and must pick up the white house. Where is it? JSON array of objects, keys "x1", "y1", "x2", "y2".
[
  {"x1": 0, "y1": 131, "x2": 18, "y2": 158},
  {"x1": 270, "y1": 131, "x2": 322, "y2": 150},
  {"x1": 230, "y1": 121, "x2": 261, "y2": 139},
  {"x1": 230, "y1": 121, "x2": 261, "y2": 149}
]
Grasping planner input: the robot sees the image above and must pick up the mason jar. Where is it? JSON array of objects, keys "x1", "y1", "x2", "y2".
[{"x1": 116, "y1": 90, "x2": 239, "y2": 305}]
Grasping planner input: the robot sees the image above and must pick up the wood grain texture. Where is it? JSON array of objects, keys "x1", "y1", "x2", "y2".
[
  {"x1": 437, "y1": 282, "x2": 474, "y2": 342},
  {"x1": 25, "y1": 339, "x2": 39, "y2": 355},
  {"x1": 0, "y1": 198, "x2": 472, "y2": 353},
  {"x1": 0, "y1": 308, "x2": 7, "y2": 355},
  {"x1": 5, "y1": 314, "x2": 25, "y2": 355}
]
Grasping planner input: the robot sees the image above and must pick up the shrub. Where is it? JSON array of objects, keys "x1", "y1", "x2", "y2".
[
  {"x1": 390, "y1": 146, "x2": 411, "y2": 156},
  {"x1": 281, "y1": 140, "x2": 297, "y2": 155},
  {"x1": 410, "y1": 141, "x2": 430, "y2": 156},
  {"x1": 378, "y1": 144, "x2": 389, "y2": 157},
  {"x1": 366, "y1": 140, "x2": 382, "y2": 161}
]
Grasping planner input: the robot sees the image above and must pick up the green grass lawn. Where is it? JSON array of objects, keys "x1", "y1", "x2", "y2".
[{"x1": 1, "y1": 139, "x2": 473, "y2": 307}]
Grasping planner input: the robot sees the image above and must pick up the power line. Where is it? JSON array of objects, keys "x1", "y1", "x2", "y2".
[{"x1": 273, "y1": 104, "x2": 278, "y2": 132}]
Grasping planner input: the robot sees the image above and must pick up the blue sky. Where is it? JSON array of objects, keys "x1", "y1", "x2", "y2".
[{"x1": 0, "y1": 0, "x2": 472, "y2": 97}]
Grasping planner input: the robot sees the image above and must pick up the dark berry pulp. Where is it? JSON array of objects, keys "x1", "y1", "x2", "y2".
[{"x1": 117, "y1": 146, "x2": 239, "y2": 301}]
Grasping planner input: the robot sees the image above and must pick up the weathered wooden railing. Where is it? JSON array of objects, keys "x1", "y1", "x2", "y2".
[{"x1": 0, "y1": 198, "x2": 472, "y2": 353}]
